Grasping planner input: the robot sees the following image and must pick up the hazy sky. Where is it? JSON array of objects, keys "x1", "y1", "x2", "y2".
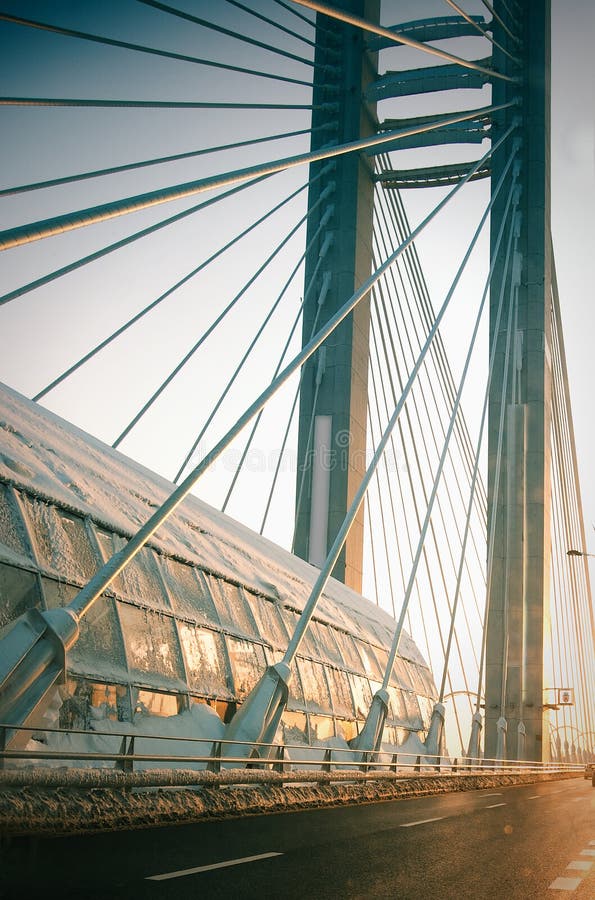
[{"x1": 0, "y1": 0, "x2": 594, "y2": 557}]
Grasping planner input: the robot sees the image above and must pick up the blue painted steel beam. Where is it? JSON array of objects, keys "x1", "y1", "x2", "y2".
[
  {"x1": 366, "y1": 59, "x2": 492, "y2": 102},
  {"x1": 367, "y1": 15, "x2": 489, "y2": 51}
]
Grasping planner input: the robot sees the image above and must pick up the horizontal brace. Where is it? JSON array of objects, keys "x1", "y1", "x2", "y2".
[
  {"x1": 366, "y1": 59, "x2": 492, "y2": 102},
  {"x1": 367, "y1": 14, "x2": 490, "y2": 50},
  {"x1": 376, "y1": 161, "x2": 492, "y2": 189},
  {"x1": 367, "y1": 124, "x2": 489, "y2": 155}
]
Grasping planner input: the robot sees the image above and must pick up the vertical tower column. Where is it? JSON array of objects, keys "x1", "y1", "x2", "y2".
[
  {"x1": 485, "y1": 0, "x2": 552, "y2": 761},
  {"x1": 294, "y1": 1, "x2": 378, "y2": 592}
]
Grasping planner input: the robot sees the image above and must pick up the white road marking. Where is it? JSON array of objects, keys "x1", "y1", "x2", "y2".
[
  {"x1": 482, "y1": 793, "x2": 503, "y2": 797},
  {"x1": 589, "y1": 841, "x2": 595, "y2": 846},
  {"x1": 580, "y1": 850, "x2": 595, "y2": 857},
  {"x1": 549, "y1": 876, "x2": 582, "y2": 890},
  {"x1": 146, "y1": 852, "x2": 283, "y2": 881},
  {"x1": 485, "y1": 803, "x2": 506, "y2": 809},
  {"x1": 400, "y1": 817, "x2": 444, "y2": 827},
  {"x1": 528, "y1": 795, "x2": 543, "y2": 799},
  {"x1": 566, "y1": 860, "x2": 592, "y2": 871},
  {"x1": 572, "y1": 797, "x2": 587, "y2": 802}
]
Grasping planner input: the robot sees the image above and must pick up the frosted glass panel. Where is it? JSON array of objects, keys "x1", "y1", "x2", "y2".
[
  {"x1": 207, "y1": 576, "x2": 258, "y2": 638},
  {"x1": 402, "y1": 690, "x2": 422, "y2": 726},
  {"x1": 324, "y1": 666, "x2": 355, "y2": 718},
  {"x1": 332, "y1": 630, "x2": 364, "y2": 671},
  {"x1": 43, "y1": 577, "x2": 128, "y2": 678},
  {"x1": 248, "y1": 594, "x2": 288, "y2": 650},
  {"x1": 159, "y1": 557, "x2": 219, "y2": 624},
  {"x1": 348, "y1": 673, "x2": 373, "y2": 719},
  {"x1": 281, "y1": 608, "x2": 321, "y2": 659},
  {"x1": 118, "y1": 603, "x2": 184, "y2": 685},
  {"x1": 0, "y1": 562, "x2": 41, "y2": 627},
  {"x1": 392, "y1": 657, "x2": 415, "y2": 691},
  {"x1": 225, "y1": 636, "x2": 266, "y2": 699},
  {"x1": 0, "y1": 485, "x2": 32, "y2": 561},
  {"x1": 387, "y1": 686, "x2": 410, "y2": 724},
  {"x1": 178, "y1": 623, "x2": 230, "y2": 697},
  {"x1": 296, "y1": 658, "x2": 332, "y2": 713},
  {"x1": 354, "y1": 641, "x2": 383, "y2": 680},
  {"x1": 310, "y1": 622, "x2": 343, "y2": 666},
  {"x1": 96, "y1": 532, "x2": 169, "y2": 611},
  {"x1": 417, "y1": 694, "x2": 433, "y2": 729},
  {"x1": 21, "y1": 497, "x2": 98, "y2": 582}
]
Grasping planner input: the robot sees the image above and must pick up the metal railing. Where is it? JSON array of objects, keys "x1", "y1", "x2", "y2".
[{"x1": 0, "y1": 722, "x2": 584, "y2": 788}]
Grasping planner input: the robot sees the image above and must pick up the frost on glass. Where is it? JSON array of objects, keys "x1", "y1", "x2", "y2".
[
  {"x1": 296, "y1": 658, "x2": 332, "y2": 713},
  {"x1": 324, "y1": 665, "x2": 355, "y2": 718},
  {"x1": 0, "y1": 561, "x2": 41, "y2": 627},
  {"x1": 20, "y1": 496, "x2": 98, "y2": 583},
  {"x1": 404, "y1": 660, "x2": 427, "y2": 695},
  {"x1": 332, "y1": 630, "x2": 365, "y2": 671},
  {"x1": 348, "y1": 672, "x2": 373, "y2": 719},
  {"x1": 43, "y1": 577, "x2": 128, "y2": 680},
  {"x1": 225, "y1": 636, "x2": 266, "y2": 699},
  {"x1": 96, "y1": 534, "x2": 170, "y2": 611},
  {"x1": 0, "y1": 485, "x2": 32, "y2": 562},
  {"x1": 417, "y1": 694, "x2": 434, "y2": 729},
  {"x1": 178, "y1": 622, "x2": 231, "y2": 698},
  {"x1": 402, "y1": 690, "x2": 422, "y2": 727},
  {"x1": 281, "y1": 608, "x2": 321, "y2": 660},
  {"x1": 353, "y1": 640, "x2": 383, "y2": 680},
  {"x1": 387, "y1": 685, "x2": 410, "y2": 724},
  {"x1": 158, "y1": 557, "x2": 219, "y2": 625},
  {"x1": 286, "y1": 660, "x2": 306, "y2": 708},
  {"x1": 118, "y1": 603, "x2": 185, "y2": 686},
  {"x1": 310, "y1": 621, "x2": 343, "y2": 667},
  {"x1": 206, "y1": 576, "x2": 258, "y2": 638},
  {"x1": 392, "y1": 656, "x2": 415, "y2": 691},
  {"x1": 247, "y1": 594, "x2": 288, "y2": 650}
]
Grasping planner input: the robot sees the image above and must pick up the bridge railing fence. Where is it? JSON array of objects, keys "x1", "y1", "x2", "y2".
[{"x1": 0, "y1": 722, "x2": 584, "y2": 785}]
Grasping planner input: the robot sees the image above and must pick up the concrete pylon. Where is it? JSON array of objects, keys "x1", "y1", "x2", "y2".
[
  {"x1": 485, "y1": 0, "x2": 552, "y2": 762},
  {"x1": 294, "y1": 0, "x2": 379, "y2": 593}
]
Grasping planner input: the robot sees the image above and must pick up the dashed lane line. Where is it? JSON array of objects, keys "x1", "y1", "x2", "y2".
[
  {"x1": 400, "y1": 817, "x2": 444, "y2": 827},
  {"x1": 485, "y1": 803, "x2": 506, "y2": 809},
  {"x1": 549, "y1": 841, "x2": 595, "y2": 892},
  {"x1": 146, "y1": 852, "x2": 283, "y2": 881},
  {"x1": 549, "y1": 876, "x2": 582, "y2": 891}
]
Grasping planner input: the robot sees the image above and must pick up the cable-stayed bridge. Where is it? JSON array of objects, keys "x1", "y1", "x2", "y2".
[{"x1": 0, "y1": 0, "x2": 594, "y2": 770}]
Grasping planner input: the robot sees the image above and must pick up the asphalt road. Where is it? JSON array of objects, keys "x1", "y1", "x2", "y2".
[{"x1": 2, "y1": 777, "x2": 594, "y2": 899}]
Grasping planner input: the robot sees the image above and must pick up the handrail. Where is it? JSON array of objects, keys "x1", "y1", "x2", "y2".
[{"x1": 0, "y1": 721, "x2": 584, "y2": 778}]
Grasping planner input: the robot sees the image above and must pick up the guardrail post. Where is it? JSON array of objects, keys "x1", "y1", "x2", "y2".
[
  {"x1": 322, "y1": 747, "x2": 333, "y2": 773},
  {"x1": 0, "y1": 726, "x2": 6, "y2": 771},
  {"x1": 207, "y1": 740, "x2": 222, "y2": 773},
  {"x1": 390, "y1": 753, "x2": 398, "y2": 773},
  {"x1": 452, "y1": 757, "x2": 458, "y2": 773},
  {"x1": 414, "y1": 755, "x2": 421, "y2": 773},
  {"x1": 114, "y1": 735, "x2": 135, "y2": 773},
  {"x1": 272, "y1": 745, "x2": 286, "y2": 774}
]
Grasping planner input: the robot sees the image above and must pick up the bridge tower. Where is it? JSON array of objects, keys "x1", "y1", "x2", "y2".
[
  {"x1": 293, "y1": 0, "x2": 379, "y2": 593},
  {"x1": 485, "y1": 0, "x2": 552, "y2": 761}
]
